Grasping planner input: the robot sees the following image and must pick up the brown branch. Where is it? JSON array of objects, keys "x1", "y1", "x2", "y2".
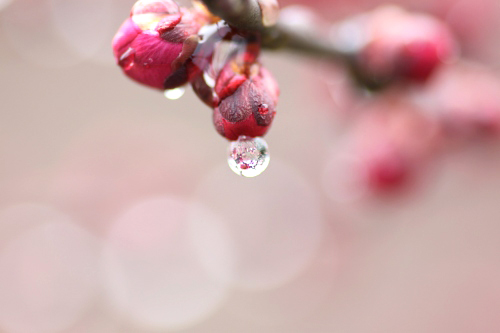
[
  {"x1": 200, "y1": 0, "x2": 265, "y2": 31},
  {"x1": 261, "y1": 22, "x2": 351, "y2": 61},
  {"x1": 200, "y1": 0, "x2": 351, "y2": 61}
]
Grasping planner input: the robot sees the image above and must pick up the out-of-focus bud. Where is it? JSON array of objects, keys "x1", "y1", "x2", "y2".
[
  {"x1": 416, "y1": 62, "x2": 500, "y2": 141},
  {"x1": 213, "y1": 61, "x2": 279, "y2": 140},
  {"x1": 365, "y1": 141, "x2": 412, "y2": 191},
  {"x1": 112, "y1": 0, "x2": 205, "y2": 90},
  {"x1": 332, "y1": 6, "x2": 457, "y2": 89},
  {"x1": 347, "y1": 98, "x2": 441, "y2": 193}
]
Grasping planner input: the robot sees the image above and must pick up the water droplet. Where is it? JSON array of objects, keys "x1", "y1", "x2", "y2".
[
  {"x1": 143, "y1": 57, "x2": 154, "y2": 68},
  {"x1": 164, "y1": 86, "x2": 186, "y2": 100},
  {"x1": 203, "y1": 71, "x2": 216, "y2": 88},
  {"x1": 228, "y1": 136, "x2": 270, "y2": 177},
  {"x1": 258, "y1": 104, "x2": 269, "y2": 115},
  {"x1": 119, "y1": 47, "x2": 135, "y2": 70}
]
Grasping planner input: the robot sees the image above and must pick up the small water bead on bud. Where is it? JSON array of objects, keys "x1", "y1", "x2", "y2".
[
  {"x1": 164, "y1": 86, "x2": 186, "y2": 100},
  {"x1": 228, "y1": 136, "x2": 270, "y2": 177}
]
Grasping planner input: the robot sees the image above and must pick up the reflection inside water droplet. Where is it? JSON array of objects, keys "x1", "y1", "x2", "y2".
[
  {"x1": 228, "y1": 136, "x2": 270, "y2": 177},
  {"x1": 164, "y1": 86, "x2": 186, "y2": 100},
  {"x1": 258, "y1": 103, "x2": 269, "y2": 115}
]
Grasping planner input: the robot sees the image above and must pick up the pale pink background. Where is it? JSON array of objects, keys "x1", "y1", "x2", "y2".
[{"x1": 1, "y1": 0, "x2": 500, "y2": 332}]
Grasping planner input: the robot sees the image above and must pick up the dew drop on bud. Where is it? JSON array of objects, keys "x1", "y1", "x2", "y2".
[
  {"x1": 164, "y1": 86, "x2": 186, "y2": 100},
  {"x1": 203, "y1": 71, "x2": 216, "y2": 88},
  {"x1": 119, "y1": 47, "x2": 136, "y2": 71},
  {"x1": 228, "y1": 136, "x2": 270, "y2": 177}
]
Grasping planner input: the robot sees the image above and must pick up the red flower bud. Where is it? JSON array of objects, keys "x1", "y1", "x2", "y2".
[
  {"x1": 112, "y1": 0, "x2": 203, "y2": 90},
  {"x1": 212, "y1": 60, "x2": 279, "y2": 141},
  {"x1": 187, "y1": 24, "x2": 279, "y2": 141}
]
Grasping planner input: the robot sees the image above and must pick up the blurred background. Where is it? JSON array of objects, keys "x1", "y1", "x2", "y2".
[{"x1": 2, "y1": 0, "x2": 500, "y2": 332}]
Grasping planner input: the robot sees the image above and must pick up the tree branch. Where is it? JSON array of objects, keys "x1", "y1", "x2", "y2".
[
  {"x1": 261, "y1": 22, "x2": 351, "y2": 61},
  {"x1": 200, "y1": 0, "x2": 351, "y2": 61},
  {"x1": 200, "y1": 0, "x2": 265, "y2": 31}
]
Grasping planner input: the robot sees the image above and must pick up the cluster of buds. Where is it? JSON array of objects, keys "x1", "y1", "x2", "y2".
[
  {"x1": 334, "y1": 64, "x2": 500, "y2": 197},
  {"x1": 325, "y1": 6, "x2": 500, "y2": 197},
  {"x1": 112, "y1": 1, "x2": 500, "y2": 184},
  {"x1": 112, "y1": 0, "x2": 279, "y2": 143}
]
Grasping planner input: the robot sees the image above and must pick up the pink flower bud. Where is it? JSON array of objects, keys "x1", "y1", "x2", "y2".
[
  {"x1": 347, "y1": 98, "x2": 441, "y2": 193},
  {"x1": 365, "y1": 141, "x2": 412, "y2": 191},
  {"x1": 112, "y1": 0, "x2": 203, "y2": 90},
  {"x1": 187, "y1": 24, "x2": 279, "y2": 140},
  {"x1": 213, "y1": 61, "x2": 279, "y2": 141}
]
